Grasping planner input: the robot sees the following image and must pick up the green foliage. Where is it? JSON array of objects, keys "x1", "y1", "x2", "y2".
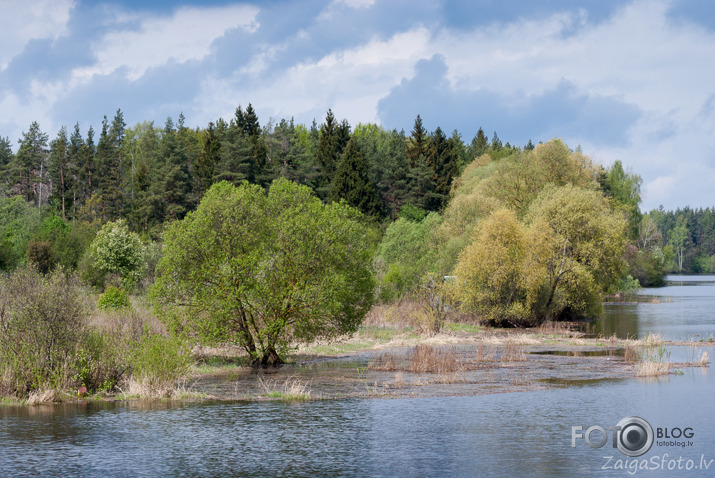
[
  {"x1": 624, "y1": 245, "x2": 666, "y2": 287},
  {"x1": 374, "y1": 212, "x2": 441, "y2": 301},
  {"x1": 0, "y1": 196, "x2": 43, "y2": 270},
  {"x1": 450, "y1": 176, "x2": 628, "y2": 325},
  {"x1": 98, "y1": 286, "x2": 131, "y2": 310},
  {"x1": 451, "y1": 209, "x2": 538, "y2": 325},
  {"x1": 27, "y1": 239, "x2": 54, "y2": 273},
  {"x1": 329, "y1": 136, "x2": 382, "y2": 217},
  {"x1": 524, "y1": 185, "x2": 628, "y2": 321},
  {"x1": 129, "y1": 331, "x2": 192, "y2": 393},
  {"x1": 153, "y1": 178, "x2": 375, "y2": 366},
  {"x1": 74, "y1": 329, "x2": 128, "y2": 393},
  {"x1": 399, "y1": 203, "x2": 427, "y2": 222},
  {"x1": 0, "y1": 267, "x2": 86, "y2": 396},
  {"x1": 89, "y1": 219, "x2": 144, "y2": 287}
]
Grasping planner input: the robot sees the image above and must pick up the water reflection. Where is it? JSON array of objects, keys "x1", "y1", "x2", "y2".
[
  {"x1": 597, "y1": 275, "x2": 715, "y2": 340},
  {"x1": 2, "y1": 368, "x2": 712, "y2": 477}
]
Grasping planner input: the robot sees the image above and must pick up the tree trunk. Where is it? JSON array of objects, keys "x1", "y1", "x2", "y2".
[{"x1": 253, "y1": 347, "x2": 284, "y2": 368}]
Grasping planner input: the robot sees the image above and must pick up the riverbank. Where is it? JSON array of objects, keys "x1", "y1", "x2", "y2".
[{"x1": 3, "y1": 320, "x2": 711, "y2": 406}]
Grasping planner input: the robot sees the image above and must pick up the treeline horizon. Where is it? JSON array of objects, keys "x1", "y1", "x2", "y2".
[{"x1": 0, "y1": 104, "x2": 712, "y2": 276}]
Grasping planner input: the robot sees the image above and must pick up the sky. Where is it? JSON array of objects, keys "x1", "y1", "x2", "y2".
[{"x1": 1, "y1": 0, "x2": 713, "y2": 211}]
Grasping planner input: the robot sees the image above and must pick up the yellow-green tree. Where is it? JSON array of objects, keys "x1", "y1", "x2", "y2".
[
  {"x1": 451, "y1": 209, "x2": 539, "y2": 325},
  {"x1": 452, "y1": 186, "x2": 628, "y2": 324},
  {"x1": 524, "y1": 185, "x2": 628, "y2": 321}
]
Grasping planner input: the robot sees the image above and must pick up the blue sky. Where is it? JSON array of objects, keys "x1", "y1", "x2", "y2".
[{"x1": 1, "y1": 0, "x2": 713, "y2": 211}]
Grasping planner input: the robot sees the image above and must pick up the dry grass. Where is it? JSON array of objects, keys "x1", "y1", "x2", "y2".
[
  {"x1": 500, "y1": 343, "x2": 526, "y2": 362},
  {"x1": 699, "y1": 350, "x2": 710, "y2": 366},
  {"x1": 408, "y1": 344, "x2": 461, "y2": 373},
  {"x1": 126, "y1": 376, "x2": 176, "y2": 398},
  {"x1": 363, "y1": 301, "x2": 421, "y2": 330},
  {"x1": 258, "y1": 376, "x2": 312, "y2": 400},
  {"x1": 27, "y1": 389, "x2": 60, "y2": 405},
  {"x1": 369, "y1": 345, "x2": 461, "y2": 374},
  {"x1": 637, "y1": 361, "x2": 671, "y2": 377},
  {"x1": 624, "y1": 346, "x2": 640, "y2": 363}
]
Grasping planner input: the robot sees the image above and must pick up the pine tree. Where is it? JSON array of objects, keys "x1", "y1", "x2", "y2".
[
  {"x1": 0, "y1": 137, "x2": 14, "y2": 193},
  {"x1": 13, "y1": 121, "x2": 49, "y2": 204},
  {"x1": 49, "y1": 126, "x2": 71, "y2": 219},
  {"x1": 427, "y1": 127, "x2": 459, "y2": 210},
  {"x1": 329, "y1": 137, "x2": 381, "y2": 217},
  {"x1": 491, "y1": 131, "x2": 502, "y2": 151},
  {"x1": 157, "y1": 117, "x2": 191, "y2": 221}
]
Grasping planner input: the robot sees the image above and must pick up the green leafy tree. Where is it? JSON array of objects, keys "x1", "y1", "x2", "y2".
[
  {"x1": 152, "y1": 178, "x2": 375, "y2": 366},
  {"x1": 669, "y1": 216, "x2": 689, "y2": 272},
  {"x1": 89, "y1": 219, "x2": 144, "y2": 286},
  {"x1": 452, "y1": 209, "x2": 537, "y2": 325}
]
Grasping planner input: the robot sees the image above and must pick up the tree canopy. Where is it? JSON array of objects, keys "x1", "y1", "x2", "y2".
[{"x1": 152, "y1": 178, "x2": 375, "y2": 365}]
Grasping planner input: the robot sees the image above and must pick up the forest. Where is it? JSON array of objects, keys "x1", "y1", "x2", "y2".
[{"x1": 0, "y1": 104, "x2": 710, "y2": 299}]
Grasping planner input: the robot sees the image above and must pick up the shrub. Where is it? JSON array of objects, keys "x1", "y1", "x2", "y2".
[
  {"x1": 98, "y1": 286, "x2": 131, "y2": 310},
  {"x1": 0, "y1": 267, "x2": 86, "y2": 396},
  {"x1": 128, "y1": 331, "x2": 192, "y2": 397}
]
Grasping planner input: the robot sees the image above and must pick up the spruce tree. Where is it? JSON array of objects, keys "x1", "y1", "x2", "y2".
[
  {"x1": 473, "y1": 127, "x2": 489, "y2": 157},
  {"x1": 405, "y1": 114, "x2": 429, "y2": 167},
  {"x1": 316, "y1": 109, "x2": 339, "y2": 180},
  {"x1": 329, "y1": 137, "x2": 381, "y2": 217}
]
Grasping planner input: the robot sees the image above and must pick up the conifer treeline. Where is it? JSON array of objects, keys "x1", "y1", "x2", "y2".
[{"x1": 0, "y1": 106, "x2": 523, "y2": 236}]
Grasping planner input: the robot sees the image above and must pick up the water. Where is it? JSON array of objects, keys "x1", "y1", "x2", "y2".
[
  {"x1": 1, "y1": 278, "x2": 714, "y2": 477},
  {"x1": 599, "y1": 275, "x2": 715, "y2": 341}
]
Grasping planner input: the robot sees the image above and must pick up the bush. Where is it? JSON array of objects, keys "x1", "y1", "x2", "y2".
[
  {"x1": 98, "y1": 286, "x2": 131, "y2": 310},
  {"x1": 0, "y1": 267, "x2": 86, "y2": 396},
  {"x1": 74, "y1": 329, "x2": 128, "y2": 392},
  {"x1": 128, "y1": 331, "x2": 192, "y2": 397}
]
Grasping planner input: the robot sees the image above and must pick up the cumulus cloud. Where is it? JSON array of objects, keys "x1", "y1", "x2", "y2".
[
  {"x1": 1, "y1": 0, "x2": 714, "y2": 210},
  {"x1": 0, "y1": 0, "x2": 75, "y2": 70},
  {"x1": 74, "y1": 4, "x2": 259, "y2": 81}
]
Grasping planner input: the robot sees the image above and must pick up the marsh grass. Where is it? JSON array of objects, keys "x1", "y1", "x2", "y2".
[
  {"x1": 500, "y1": 343, "x2": 526, "y2": 362},
  {"x1": 636, "y1": 342, "x2": 671, "y2": 377},
  {"x1": 699, "y1": 350, "x2": 710, "y2": 366},
  {"x1": 408, "y1": 344, "x2": 460, "y2": 373},
  {"x1": 369, "y1": 345, "x2": 461, "y2": 374},
  {"x1": 258, "y1": 376, "x2": 312, "y2": 400},
  {"x1": 624, "y1": 346, "x2": 640, "y2": 363}
]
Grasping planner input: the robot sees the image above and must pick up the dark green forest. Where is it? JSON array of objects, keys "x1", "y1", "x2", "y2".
[{"x1": 0, "y1": 104, "x2": 710, "y2": 285}]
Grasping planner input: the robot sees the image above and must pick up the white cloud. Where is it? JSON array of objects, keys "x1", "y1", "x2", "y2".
[
  {"x1": 331, "y1": 0, "x2": 376, "y2": 8},
  {"x1": 74, "y1": 4, "x2": 260, "y2": 82},
  {"x1": 199, "y1": 27, "x2": 432, "y2": 125},
  {"x1": 0, "y1": 0, "x2": 74, "y2": 70}
]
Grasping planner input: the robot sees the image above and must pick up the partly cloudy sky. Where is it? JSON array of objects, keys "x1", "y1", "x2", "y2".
[{"x1": 1, "y1": 0, "x2": 713, "y2": 211}]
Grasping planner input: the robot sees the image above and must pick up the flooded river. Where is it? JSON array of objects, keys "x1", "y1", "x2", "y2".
[{"x1": 1, "y1": 277, "x2": 713, "y2": 477}]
